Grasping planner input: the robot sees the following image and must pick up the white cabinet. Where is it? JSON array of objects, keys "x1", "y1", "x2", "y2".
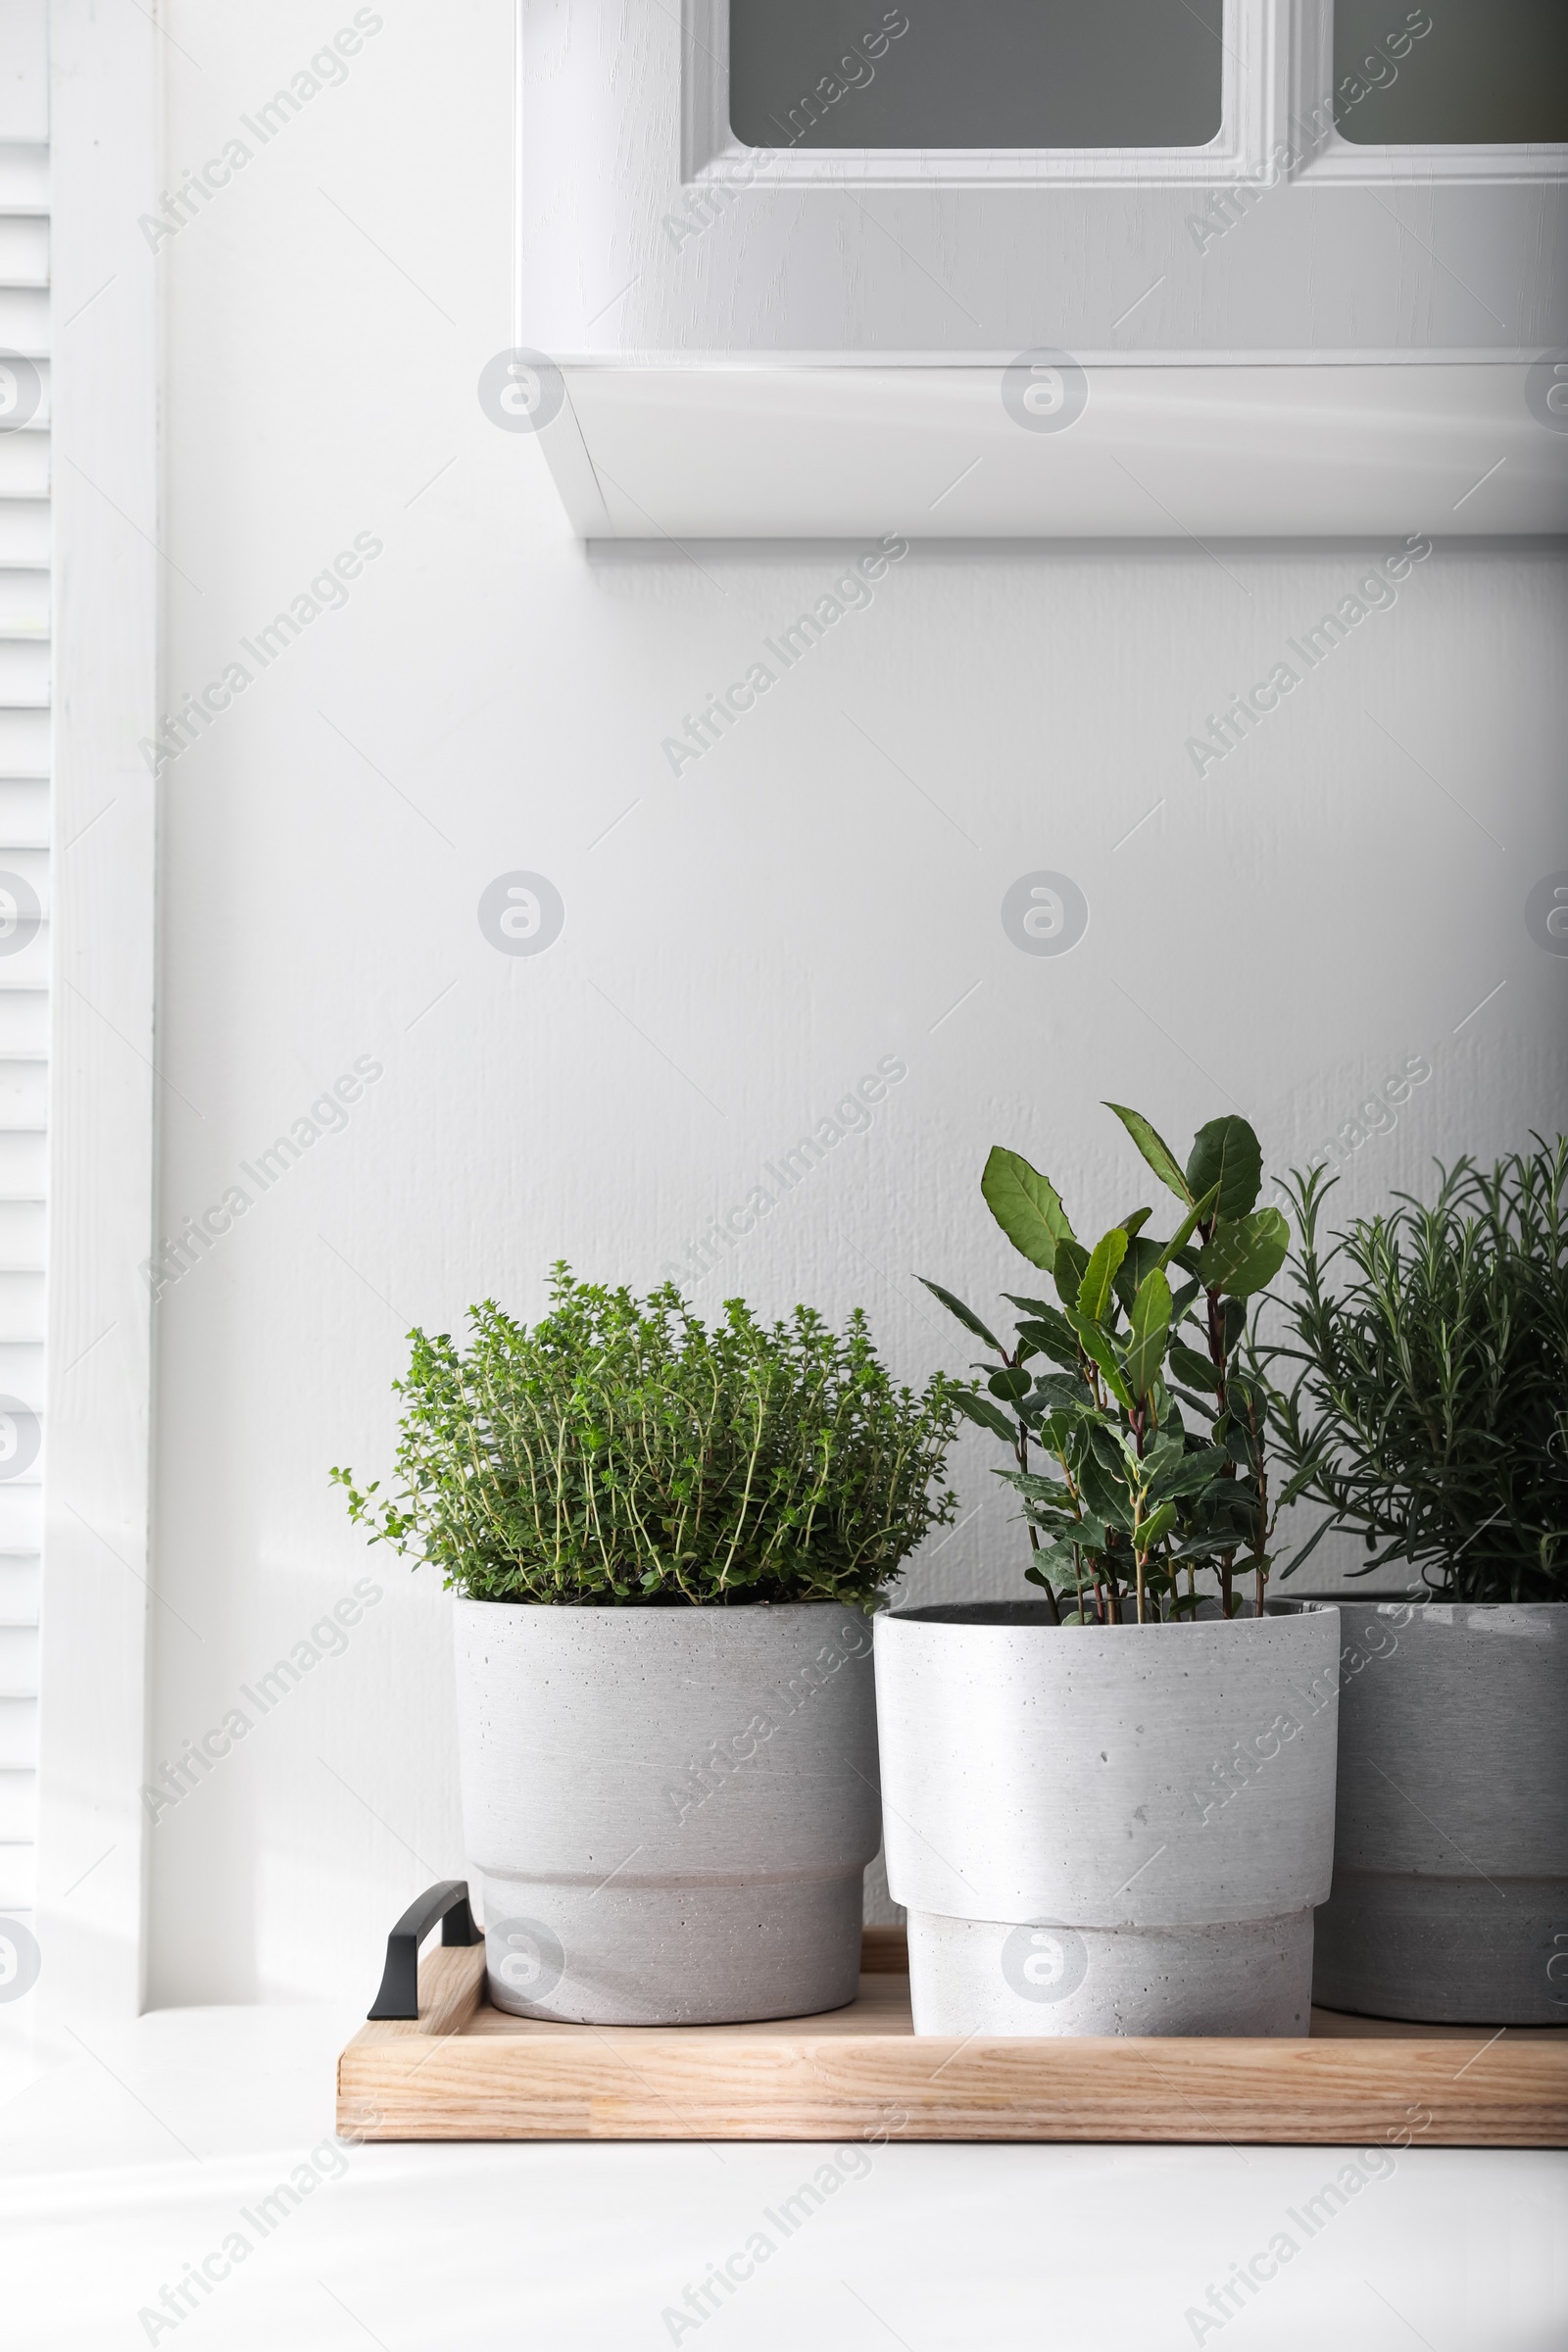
[{"x1": 514, "y1": 1, "x2": 1568, "y2": 535}]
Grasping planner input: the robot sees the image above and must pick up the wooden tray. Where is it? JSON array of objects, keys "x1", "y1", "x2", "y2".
[{"x1": 338, "y1": 1927, "x2": 1568, "y2": 2147}]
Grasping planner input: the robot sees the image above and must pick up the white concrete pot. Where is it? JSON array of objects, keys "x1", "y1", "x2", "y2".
[
  {"x1": 1295, "y1": 1597, "x2": 1568, "y2": 2025},
  {"x1": 874, "y1": 1602, "x2": 1340, "y2": 2037},
  {"x1": 453, "y1": 1598, "x2": 880, "y2": 2025}
]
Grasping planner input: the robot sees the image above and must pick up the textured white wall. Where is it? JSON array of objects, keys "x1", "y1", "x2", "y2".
[{"x1": 143, "y1": 2, "x2": 1568, "y2": 2004}]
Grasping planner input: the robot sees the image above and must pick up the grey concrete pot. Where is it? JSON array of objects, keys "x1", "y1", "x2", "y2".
[
  {"x1": 453, "y1": 1598, "x2": 880, "y2": 2025},
  {"x1": 873, "y1": 1601, "x2": 1340, "y2": 2037},
  {"x1": 1287, "y1": 1597, "x2": 1568, "y2": 2025}
]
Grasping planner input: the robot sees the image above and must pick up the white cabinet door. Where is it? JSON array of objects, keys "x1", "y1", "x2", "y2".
[
  {"x1": 520, "y1": 0, "x2": 1565, "y2": 362},
  {"x1": 514, "y1": 3, "x2": 1566, "y2": 534}
]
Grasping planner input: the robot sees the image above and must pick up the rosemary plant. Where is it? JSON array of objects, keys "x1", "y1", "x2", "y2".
[
  {"x1": 1256, "y1": 1137, "x2": 1568, "y2": 1602},
  {"x1": 333, "y1": 1266, "x2": 957, "y2": 1607}
]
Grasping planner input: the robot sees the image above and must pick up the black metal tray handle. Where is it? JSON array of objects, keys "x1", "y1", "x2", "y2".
[{"x1": 368, "y1": 1880, "x2": 481, "y2": 2020}]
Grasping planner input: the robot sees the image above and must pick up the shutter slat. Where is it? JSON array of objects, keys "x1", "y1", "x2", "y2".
[
  {"x1": 0, "y1": 1488, "x2": 42, "y2": 1549},
  {"x1": 0, "y1": 1624, "x2": 38, "y2": 1690},
  {"x1": 0, "y1": 929, "x2": 48, "y2": 986},
  {"x1": 0, "y1": 1696, "x2": 36, "y2": 1766},
  {"x1": 0, "y1": 640, "x2": 47, "y2": 703},
  {"x1": 0, "y1": 1201, "x2": 44, "y2": 1265},
  {"x1": 0, "y1": 1843, "x2": 35, "y2": 1906},
  {"x1": 0, "y1": 571, "x2": 48, "y2": 635},
  {"x1": 0, "y1": 217, "x2": 47, "y2": 281},
  {"x1": 0, "y1": 434, "x2": 50, "y2": 498},
  {"x1": 0, "y1": 993, "x2": 46, "y2": 1054},
  {"x1": 0, "y1": 780, "x2": 48, "y2": 842},
  {"x1": 0, "y1": 1064, "x2": 48, "y2": 1125},
  {"x1": 0, "y1": 1558, "x2": 38, "y2": 1623},
  {"x1": 0, "y1": 1271, "x2": 44, "y2": 1341},
  {"x1": 0, "y1": 286, "x2": 47, "y2": 348},
  {"x1": 0, "y1": 709, "x2": 47, "y2": 773},
  {"x1": 0, "y1": 148, "x2": 46, "y2": 209},
  {"x1": 0, "y1": 1769, "x2": 35, "y2": 1838},
  {"x1": 0, "y1": 1137, "x2": 46, "y2": 1196},
  {"x1": 0, "y1": 503, "x2": 47, "y2": 564}
]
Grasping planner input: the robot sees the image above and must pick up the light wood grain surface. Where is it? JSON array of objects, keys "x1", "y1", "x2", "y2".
[{"x1": 338, "y1": 1932, "x2": 1568, "y2": 2147}]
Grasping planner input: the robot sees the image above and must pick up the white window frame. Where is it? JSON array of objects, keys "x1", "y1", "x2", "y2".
[
  {"x1": 35, "y1": 0, "x2": 160, "y2": 2034},
  {"x1": 1288, "y1": 0, "x2": 1568, "y2": 185},
  {"x1": 685, "y1": 0, "x2": 1567, "y2": 193},
  {"x1": 686, "y1": 0, "x2": 1280, "y2": 190}
]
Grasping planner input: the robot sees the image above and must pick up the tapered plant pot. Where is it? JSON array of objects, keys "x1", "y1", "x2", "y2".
[
  {"x1": 1288, "y1": 1597, "x2": 1568, "y2": 2026},
  {"x1": 873, "y1": 1601, "x2": 1340, "y2": 2037},
  {"x1": 453, "y1": 1598, "x2": 880, "y2": 2025}
]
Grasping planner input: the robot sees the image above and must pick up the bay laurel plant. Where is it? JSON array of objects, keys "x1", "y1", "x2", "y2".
[
  {"x1": 332, "y1": 1266, "x2": 957, "y2": 1608},
  {"x1": 925, "y1": 1106, "x2": 1303, "y2": 1625},
  {"x1": 1256, "y1": 1137, "x2": 1568, "y2": 1603}
]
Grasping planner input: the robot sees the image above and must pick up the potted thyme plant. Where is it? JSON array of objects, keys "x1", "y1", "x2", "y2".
[
  {"x1": 1257, "y1": 1138, "x2": 1568, "y2": 2025},
  {"x1": 874, "y1": 1106, "x2": 1341, "y2": 2039},
  {"x1": 334, "y1": 1268, "x2": 956, "y2": 2027}
]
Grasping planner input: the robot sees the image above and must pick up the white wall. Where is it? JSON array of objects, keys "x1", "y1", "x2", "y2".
[{"x1": 143, "y1": 1, "x2": 1568, "y2": 2006}]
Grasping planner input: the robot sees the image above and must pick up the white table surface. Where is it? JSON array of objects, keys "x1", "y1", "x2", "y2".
[{"x1": 2, "y1": 2002, "x2": 1565, "y2": 2351}]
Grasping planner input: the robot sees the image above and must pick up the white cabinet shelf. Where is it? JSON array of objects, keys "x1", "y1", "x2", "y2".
[{"x1": 538, "y1": 360, "x2": 1567, "y2": 540}]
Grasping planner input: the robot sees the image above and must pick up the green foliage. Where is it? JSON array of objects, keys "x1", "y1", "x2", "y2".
[
  {"x1": 1254, "y1": 1140, "x2": 1568, "y2": 1603},
  {"x1": 1195, "y1": 1207, "x2": 1290, "y2": 1298},
  {"x1": 980, "y1": 1148, "x2": 1075, "y2": 1272},
  {"x1": 1077, "y1": 1228, "x2": 1128, "y2": 1325},
  {"x1": 333, "y1": 1267, "x2": 958, "y2": 1608},
  {"x1": 1187, "y1": 1116, "x2": 1264, "y2": 1224},
  {"x1": 925, "y1": 1105, "x2": 1290, "y2": 1624},
  {"x1": 1125, "y1": 1266, "x2": 1174, "y2": 1400},
  {"x1": 1104, "y1": 1103, "x2": 1192, "y2": 1204}
]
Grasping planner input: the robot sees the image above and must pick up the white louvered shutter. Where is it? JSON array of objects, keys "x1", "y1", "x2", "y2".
[{"x1": 0, "y1": 0, "x2": 50, "y2": 1938}]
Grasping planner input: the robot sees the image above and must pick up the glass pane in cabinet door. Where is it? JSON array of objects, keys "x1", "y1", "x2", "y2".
[
  {"x1": 1334, "y1": 0, "x2": 1568, "y2": 142},
  {"x1": 728, "y1": 0, "x2": 1225, "y2": 149}
]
